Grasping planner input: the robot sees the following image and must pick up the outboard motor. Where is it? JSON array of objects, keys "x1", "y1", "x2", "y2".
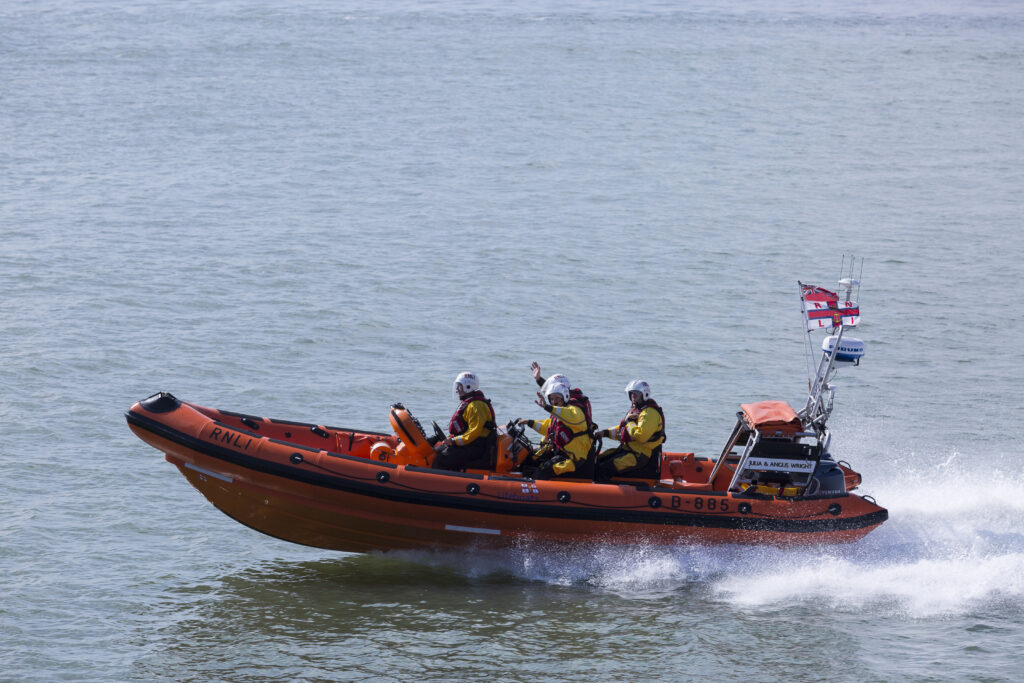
[{"x1": 803, "y1": 457, "x2": 847, "y2": 498}]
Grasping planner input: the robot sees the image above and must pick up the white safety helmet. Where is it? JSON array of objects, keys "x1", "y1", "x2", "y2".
[
  {"x1": 625, "y1": 379, "x2": 651, "y2": 402},
  {"x1": 547, "y1": 372, "x2": 570, "y2": 387},
  {"x1": 543, "y1": 377, "x2": 571, "y2": 404},
  {"x1": 452, "y1": 372, "x2": 480, "y2": 400}
]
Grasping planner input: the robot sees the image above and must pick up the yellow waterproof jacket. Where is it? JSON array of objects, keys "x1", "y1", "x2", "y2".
[
  {"x1": 452, "y1": 399, "x2": 495, "y2": 447},
  {"x1": 609, "y1": 405, "x2": 665, "y2": 458},
  {"x1": 526, "y1": 404, "x2": 593, "y2": 463}
]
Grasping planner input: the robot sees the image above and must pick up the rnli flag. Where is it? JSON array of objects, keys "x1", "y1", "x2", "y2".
[{"x1": 801, "y1": 283, "x2": 860, "y2": 330}]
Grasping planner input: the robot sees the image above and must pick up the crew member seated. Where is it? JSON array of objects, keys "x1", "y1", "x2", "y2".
[
  {"x1": 594, "y1": 380, "x2": 665, "y2": 481},
  {"x1": 529, "y1": 361, "x2": 596, "y2": 435},
  {"x1": 517, "y1": 377, "x2": 593, "y2": 479},
  {"x1": 433, "y1": 371, "x2": 497, "y2": 471}
]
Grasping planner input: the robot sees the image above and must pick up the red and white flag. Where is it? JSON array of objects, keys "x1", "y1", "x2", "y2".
[{"x1": 800, "y1": 283, "x2": 860, "y2": 331}]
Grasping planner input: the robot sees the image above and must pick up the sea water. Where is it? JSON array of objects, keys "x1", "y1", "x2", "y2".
[{"x1": 2, "y1": 1, "x2": 1023, "y2": 680}]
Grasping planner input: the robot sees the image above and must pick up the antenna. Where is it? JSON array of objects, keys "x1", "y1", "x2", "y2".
[
  {"x1": 857, "y1": 258, "x2": 864, "y2": 303},
  {"x1": 838, "y1": 255, "x2": 861, "y2": 303}
]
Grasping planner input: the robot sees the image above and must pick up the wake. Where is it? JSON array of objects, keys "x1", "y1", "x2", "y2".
[{"x1": 387, "y1": 458, "x2": 1024, "y2": 617}]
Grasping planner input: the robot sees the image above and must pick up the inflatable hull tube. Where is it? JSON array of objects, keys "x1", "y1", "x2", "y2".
[{"x1": 125, "y1": 394, "x2": 888, "y2": 553}]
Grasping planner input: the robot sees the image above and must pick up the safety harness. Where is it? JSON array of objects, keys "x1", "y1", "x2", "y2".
[
  {"x1": 449, "y1": 391, "x2": 497, "y2": 439},
  {"x1": 617, "y1": 399, "x2": 666, "y2": 448}
]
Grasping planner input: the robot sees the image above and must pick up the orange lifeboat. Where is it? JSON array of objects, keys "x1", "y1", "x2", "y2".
[
  {"x1": 125, "y1": 392, "x2": 887, "y2": 554},
  {"x1": 125, "y1": 277, "x2": 885, "y2": 553}
]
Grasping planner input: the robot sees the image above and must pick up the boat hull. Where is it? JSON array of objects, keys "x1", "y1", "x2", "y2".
[{"x1": 126, "y1": 395, "x2": 888, "y2": 552}]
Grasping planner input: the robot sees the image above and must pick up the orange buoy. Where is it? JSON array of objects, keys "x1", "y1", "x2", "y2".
[{"x1": 369, "y1": 441, "x2": 396, "y2": 463}]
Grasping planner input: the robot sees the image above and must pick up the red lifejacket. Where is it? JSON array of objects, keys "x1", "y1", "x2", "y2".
[
  {"x1": 545, "y1": 416, "x2": 574, "y2": 451},
  {"x1": 449, "y1": 391, "x2": 496, "y2": 437},
  {"x1": 545, "y1": 416, "x2": 592, "y2": 456},
  {"x1": 617, "y1": 399, "x2": 666, "y2": 446},
  {"x1": 568, "y1": 388, "x2": 594, "y2": 431},
  {"x1": 545, "y1": 404, "x2": 592, "y2": 455}
]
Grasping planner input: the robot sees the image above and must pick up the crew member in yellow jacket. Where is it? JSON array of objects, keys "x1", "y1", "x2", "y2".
[
  {"x1": 433, "y1": 371, "x2": 498, "y2": 471},
  {"x1": 594, "y1": 380, "x2": 665, "y2": 480},
  {"x1": 517, "y1": 377, "x2": 593, "y2": 479}
]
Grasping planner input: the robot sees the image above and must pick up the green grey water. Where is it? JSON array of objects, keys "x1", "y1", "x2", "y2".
[{"x1": 3, "y1": 1, "x2": 1023, "y2": 680}]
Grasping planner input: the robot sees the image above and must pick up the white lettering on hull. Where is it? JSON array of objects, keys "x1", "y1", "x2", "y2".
[{"x1": 445, "y1": 524, "x2": 501, "y2": 536}]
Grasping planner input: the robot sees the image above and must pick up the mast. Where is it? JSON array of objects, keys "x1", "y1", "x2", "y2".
[{"x1": 797, "y1": 258, "x2": 865, "y2": 432}]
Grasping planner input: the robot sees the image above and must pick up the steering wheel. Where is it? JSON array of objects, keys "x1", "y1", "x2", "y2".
[
  {"x1": 432, "y1": 420, "x2": 446, "y2": 442},
  {"x1": 504, "y1": 419, "x2": 526, "y2": 445}
]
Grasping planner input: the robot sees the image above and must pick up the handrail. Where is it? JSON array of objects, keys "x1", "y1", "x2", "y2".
[
  {"x1": 701, "y1": 419, "x2": 745, "y2": 489},
  {"x1": 726, "y1": 429, "x2": 761, "y2": 492}
]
